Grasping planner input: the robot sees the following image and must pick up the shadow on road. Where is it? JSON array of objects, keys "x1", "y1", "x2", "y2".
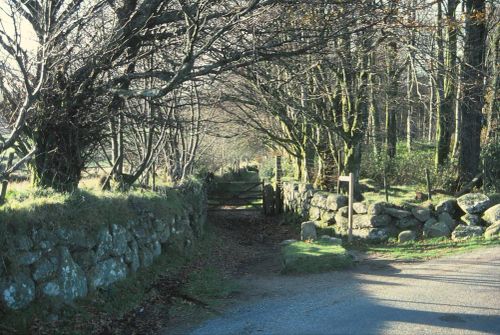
[{"x1": 187, "y1": 247, "x2": 500, "y2": 335}]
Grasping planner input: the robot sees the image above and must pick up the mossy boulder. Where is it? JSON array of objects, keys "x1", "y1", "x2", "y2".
[
  {"x1": 484, "y1": 222, "x2": 500, "y2": 239},
  {"x1": 451, "y1": 225, "x2": 483, "y2": 241},
  {"x1": 423, "y1": 220, "x2": 450, "y2": 238},
  {"x1": 0, "y1": 273, "x2": 35, "y2": 310},
  {"x1": 482, "y1": 204, "x2": 500, "y2": 226},
  {"x1": 398, "y1": 230, "x2": 417, "y2": 243},
  {"x1": 457, "y1": 193, "x2": 491, "y2": 214}
]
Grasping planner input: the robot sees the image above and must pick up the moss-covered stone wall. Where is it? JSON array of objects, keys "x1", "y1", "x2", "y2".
[{"x1": 0, "y1": 182, "x2": 207, "y2": 310}]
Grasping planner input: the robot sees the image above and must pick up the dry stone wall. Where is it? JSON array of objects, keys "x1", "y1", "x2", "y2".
[
  {"x1": 283, "y1": 182, "x2": 500, "y2": 243},
  {"x1": 0, "y1": 184, "x2": 207, "y2": 311}
]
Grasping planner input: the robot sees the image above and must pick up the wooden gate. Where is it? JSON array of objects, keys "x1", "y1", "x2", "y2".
[{"x1": 207, "y1": 180, "x2": 264, "y2": 209}]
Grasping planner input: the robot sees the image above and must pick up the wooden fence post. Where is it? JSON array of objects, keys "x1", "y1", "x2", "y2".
[
  {"x1": 348, "y1": 173, "x2": 354, "y2": 243},
  {"x1": 275, "y1": 156, "x2": 283, "y2": 213},
  {"x1": 425, "y1": 168, "x2": 432, "y2": 200}
]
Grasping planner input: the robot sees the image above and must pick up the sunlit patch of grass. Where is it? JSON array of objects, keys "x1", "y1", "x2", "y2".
[
  {"x1": 282, "y1": 241, "x2": 353, "y2": 274},
  {"x1": 362, "y1": 184, "x2": 453, "y2": 206},
  {"x1": 0, "y1": 181, "x2": 187, "y2": 235},
  {"x1": 347, "y1": 237, "x2": 500, "y2": 261}
]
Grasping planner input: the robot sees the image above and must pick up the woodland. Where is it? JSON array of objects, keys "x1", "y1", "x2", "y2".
[{"x1": 0, "y1": 0, "x2": 498, "y2": 197}]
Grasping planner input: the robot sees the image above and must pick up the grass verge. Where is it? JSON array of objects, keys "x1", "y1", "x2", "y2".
[
  {"x1": 282, "y1": 241, "x2": 353, "y2": 274},
  {"x1": 347, "y1": 237, "x2": 500, "y2": 261}
]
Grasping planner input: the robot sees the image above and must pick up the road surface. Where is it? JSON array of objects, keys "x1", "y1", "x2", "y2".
[{"x1": 188, "y1": 247, "x2": 500, "y2": 335}]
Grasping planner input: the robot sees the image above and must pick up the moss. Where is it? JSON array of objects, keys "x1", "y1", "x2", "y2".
[{"x1": 282, "y1": 241, "x2": 353, "y2": 274}]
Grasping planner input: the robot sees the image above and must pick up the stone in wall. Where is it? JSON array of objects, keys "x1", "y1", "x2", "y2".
[
  {"x1": 0, "y1": 273, "x2": 35, "y2": 310},
  {"x1": 320, "y1": 210, "x2": 336, "y2": 225},
  {"x1": 353, "y1": 214, "x2": 392, "y2": 229},
  {"x1": 452, "y1": 225, "x2": 483, "y2": 241},
  {"x1": 483, "y1": 204, "x2": 500, "y2": 226},
  {"x1": 460, "y1": 214, "x2": 482, "y2": 226},
  {"x1": 42, "y1": 247, "x2": 88, "y2": 301},
  {"x1": 89, "y1": 258, "x2": 128, "y2": 289},
  {"x1": 311, "y1": 192, "x2": 329, "y2": 209},
  {"x1": 353, "y1": 202, "x2": 368, "y2": 214},
  {"x1": 457, "y1": 193, "x2": 491, "y2": 214},
  {"x1": 411, "y1": 207, "x2": 431, "y2": 222},
  {"x1": 325, "y1": 194, "x2": 348, "y2": 211},
  {"x1": 436, "y1": 199, "x2": 460, "y2": 217}
]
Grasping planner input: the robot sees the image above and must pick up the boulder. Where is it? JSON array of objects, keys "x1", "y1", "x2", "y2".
[
  {"x1": 14, "y1": 236, "x2": 33, "y2": 251},
  {"x1": 484, "y1": 222, "x2": 500, "y2": 239},
  {"x1": 438, "y1": 212, "x2": 456, "y2": 230},
  {"x1": 384, "y1": 208, "x2": 411, "y2": 219},
  {"x1": 73, "y1": 250, "x2": 97, "y2": 270},
  {"x1": 0, "y1": 273, "x2": 35, "y2": 310},
  {"x1": 368, "y1": 202, "x2": 389, "y2": 215},
  {"x1": 95, "y1": 226, "x2": 113, "y2": 261},
  {"x1": 124, "y1": 240, "x2": 140, "y2": 272},
  {"x1": 482, "y1": 204, "x2": 500, "y2": 226},
  {"x1": 17, "y1": 251, "x2": 42, "y2": 266},
  {"x1": 320, "y1": 210, "x2": 336, "y2": 225},
  {"x1": 301, "y1": 221, "x2": 317, "y2": 241},
  {"x1": 411, "y1": 207, "x2": 431, "y2": 222},
  {"x1": 436, "y1": 199, "x2": 459, "y2": 216},
  {"x1": 460, "y1": 214, "x2": 482, "y2": 226},
  {"x1": 353, "y1": 214, "x2": 392, "y2": 228},
  {"x1": 111, "y1": 224, "x2": 128, "y2": 256},
  {"x1": 396, "y1": 217, "x2": 419, "y2": 230},
  {"x1": 89, "y1": 258, "x2": 128, "y2": 289},
  {"x1": 423, "y1": 221, "x2": 450, "y2": 238},
  {"x1": 311, "y1": 192, "x2": 329, "y2": 208},
  {"x1": 452, "y1": 225, "x2": 484, "y2": 241},
  {"x1": 353, "y1": 202, "x2": 368, "y2": 214},
  {"x1": 319, "y1": 235, "x2": 342, "y2": 245},
  {"x1": 55, "y1": 227, "x2": 96, "y2": 250},
  {"x1": 457, "y1": 193, "x2": 491, "y2": 214},
  {"x1": 140, "y1": 247, "x2": 154, "y2": 267},
  {"x1": 398, "y1": 230, "x2": 417, "y2": 243},
  {"x1": 353, "y1": 228, "x2": 389, "y2": 243},
  {"x1": 32, "y1": 257, "x2": 57, "y2": 282},
  {"x1": 325, "y1": 194, "x2": 348, "y2": 211},
  {"x1": 43, "y1": 247, "x2": 88, "y2": 301},
  {"x1": 309, "y1": 206, "x2": 321, "y2": 220}
]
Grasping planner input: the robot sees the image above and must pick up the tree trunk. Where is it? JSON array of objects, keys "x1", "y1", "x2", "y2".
[
  {"x1": 342, "y1": 142, "x2": 362, "y2": 200},
  {"x1": 458, "y1": 0, "x2": 487, "y2": 185},
  {"x1": 436, "y1": 0, "x2": 458, "y2": 168},
  {"x1": 30, "y1": 126, "x2": 83, "y2": 192}
]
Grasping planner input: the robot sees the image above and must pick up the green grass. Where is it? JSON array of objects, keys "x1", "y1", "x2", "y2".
[
  {"x1": 347, "y1": 237, "x2": 500, "y2": 261},
  {"x1": 282, "y1": 241, "x2": 353, "y2": 274},
  {"x1": 0, "y1": 181, "x2": 193, "y2": 236},
  {"x1": 182, "y1": 267, "x2": 239, "y2": 300},
  {"x1": 362, "y1": 184, "x2": 452, "y2": 206}
]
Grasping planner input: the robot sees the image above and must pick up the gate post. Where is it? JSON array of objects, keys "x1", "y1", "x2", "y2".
[{"x1": 275, "y1": 155, "x2": 283, "y2": 214}]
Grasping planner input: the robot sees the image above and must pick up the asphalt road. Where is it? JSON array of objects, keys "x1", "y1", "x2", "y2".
[{"x1": 188, "y1": 247, "x2": 500, "y2": 335}]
